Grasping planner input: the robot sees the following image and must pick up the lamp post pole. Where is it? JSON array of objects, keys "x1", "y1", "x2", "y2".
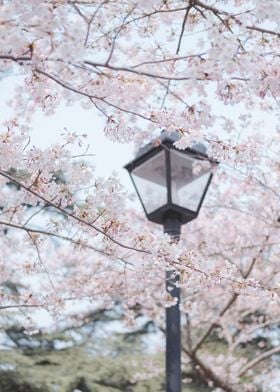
[{"x1": 164, "y1": 214, "x2": 182, "y2": 392}]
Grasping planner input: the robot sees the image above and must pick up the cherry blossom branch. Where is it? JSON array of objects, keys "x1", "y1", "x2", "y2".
[
  {"x1": 0, "y1": 220, "x2": 133, "y2": 267},
  {"x1": 184, "y1": 349, "x2": 236, "y2": 392},
  {"x1": 35, "y1": 68, "x2": 154, "y2": 122},
  {"x1": 193, "y1": 0, "x2": 280, "y2": 37},
  {"x1": 85, "y1": 61, "x2": 251, "y2": 83},
  {"x1": 131, "y1": 53, "x2": 206, "y2": 69},
  {"x1": 192, "y1": 237, "x2": 269, "y2": 354},
  {"x1": 232, "y1": 318, "x2": 280, "y2": 351},
  {"x1": 84, "y1": 60, "x2": 206, "y2": 81},
  {"x1": 0, "y1": 54, "x2": 248, "y2": 84},
  {"x1": 239, "y1": 346, "x2": 280, "y2": 377},
  {"x1": 0, "y1": 169, "x2": 150, "y2": 254}
]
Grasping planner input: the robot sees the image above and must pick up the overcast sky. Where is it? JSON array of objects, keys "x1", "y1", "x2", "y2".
[{"x1": 0, "y1": 75, "x2": 136, "y2": 191}]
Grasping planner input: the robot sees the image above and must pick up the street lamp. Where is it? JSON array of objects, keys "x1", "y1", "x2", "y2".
[{"x1": 124, "y1": 131, "x2": 217, "y2": 392}]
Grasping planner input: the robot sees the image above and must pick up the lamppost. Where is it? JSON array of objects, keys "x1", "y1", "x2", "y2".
[{"x1": 124, "y1": 131, "x2": 217, "y2": 392}]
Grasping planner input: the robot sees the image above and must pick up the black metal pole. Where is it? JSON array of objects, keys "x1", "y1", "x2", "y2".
[{"x1": 164, "y1": 215, "x2": 181, "y2": 392}]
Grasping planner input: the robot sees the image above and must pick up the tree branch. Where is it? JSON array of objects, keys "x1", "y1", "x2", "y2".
[
  {"x1": 176, "y1": 4, "x2": 193, "y2": 55},
  {"x1": 183, "y1": 348, "x2": 237, "y2": 392},
  {"x1": 131, "y1": 53, "x2": 206, "y2": 68},
  {"x1": 239, "y1": 346, "x2": 280, "y2": 377},
  {"x1": 0, "y1": 55, "x2": 32, "y2": 63},
  {"x1": 193, "y1": 0, "x2": 280, "y2": 37},
  {"x1": 0, "y1": 219, "x2": 133, "y2": 267},
  {"x1": 27, "y1": 232, "x2": 57, "y2": 293},
  {"x1": 0, "y1": 170, "x2": 150, "y2": 255},
  {"x1": 246, "y1": 25, "x2": 280, "y2": 37},
  {"x1": 192, "y1": 237, "x2": 269, "y2": 354},
  {"x1": 105, "y1": 4, "x2": 136, "y2": 65},
  {"x1": 35, "y1": 68, "x2": 154, "y2": 122}
]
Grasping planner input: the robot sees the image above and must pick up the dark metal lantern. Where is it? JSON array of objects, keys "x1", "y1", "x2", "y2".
[{"x1": 124, "y1": 132, "x2": 216, "y2": 225}]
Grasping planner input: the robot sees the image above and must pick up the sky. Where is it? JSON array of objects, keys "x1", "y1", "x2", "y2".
[{"x1": 0, "y1": 74, "x2": 136, "y2": 191}]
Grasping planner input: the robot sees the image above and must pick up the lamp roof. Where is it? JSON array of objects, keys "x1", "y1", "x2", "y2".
[{"x1": 125, "y1": 131, "x2": 217, "y2": 172}]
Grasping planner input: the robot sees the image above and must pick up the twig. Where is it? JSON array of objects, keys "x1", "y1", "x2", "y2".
[
  {"x1": 0, "y1": 169, "x2": 150, "y2": 255},
  {"x1": 0, "y1": 220, "x2": 134, "y2": 268},
  {"x1": 246, "y1": 25, "x2": 280, "y2": 37},
  {"x1": 176, "y1": 4, "x2": 193, "y2": 55},
  {"x1": 105, "y1": 4, "x2": 136, "y2": 65},
  {"x1": 27, "y1": 232, "x2": 57, "y2": 293},
  {"x1": 131, "y1": 53, "x2": 206, "y2": 68},
  {"x1": 239, "y1": 346, "x2": 280, "y2": 377},
  {"x1": 35, "y1": 68, "x2": 154, "y2": 122},
  {"x1": 84, "y1": 0, "x2": 109, "y2": 47}
]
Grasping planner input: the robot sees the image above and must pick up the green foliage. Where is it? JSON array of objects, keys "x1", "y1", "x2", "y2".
[
  {"x1": 0, "y1": 370, "x2": 48, "y2": 392},
  {"x1": 0, "y1": 308, "x2": 212, "y2": 392},
  {"x1": 0, "y1": 346, "x2": 209, "y2": 391},
  {"x1": 0, "y1": 347, "x2": 161, "y2": 392}
]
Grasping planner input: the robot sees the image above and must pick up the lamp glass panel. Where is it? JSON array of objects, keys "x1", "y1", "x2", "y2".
[
  {"x1": 131, "y1": 150, "x2": 167, "y2": 213},
  {"x1": 170, "y1": 150, "x2": 211, "y2": 212}
]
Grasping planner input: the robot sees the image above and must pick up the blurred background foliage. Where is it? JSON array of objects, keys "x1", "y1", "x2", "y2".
[{"x1": 0, "y1": 304, "x2": 210, "y2": 392}]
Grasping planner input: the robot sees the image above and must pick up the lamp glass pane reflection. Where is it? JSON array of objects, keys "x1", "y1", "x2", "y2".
[
  {"x1": 131, "y1": 150, "x2": 167, "y2": 214},
  {"x1": 170, "y1": 150, "x2": 212, "y2": 212}
]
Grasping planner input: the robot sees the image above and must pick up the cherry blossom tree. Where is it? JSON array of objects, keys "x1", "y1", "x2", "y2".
[{"x1": 0, "y1": 1, "x2": 280, "y2": 391}]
